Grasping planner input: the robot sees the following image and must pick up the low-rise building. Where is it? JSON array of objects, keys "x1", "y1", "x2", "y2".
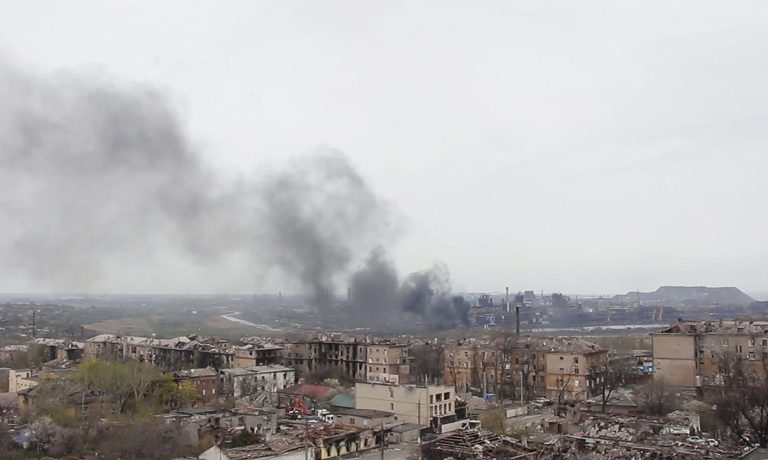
[
  {"x1": 220, "y1": 365, "x2": 295, "y2": 398},
  {"x1": 173, "y1": 368, "x2": 219, "y2": 404},
  {"x1": 330, "y1": 407, "x2": 396, "y2": 428}
]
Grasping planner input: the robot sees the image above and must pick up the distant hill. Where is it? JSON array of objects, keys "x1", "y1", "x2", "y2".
[{"x1": 612, "y1": 286, "x2": 754, "y2": 306}]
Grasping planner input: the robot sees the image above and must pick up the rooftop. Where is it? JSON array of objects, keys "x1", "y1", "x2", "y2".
[
  {"x1": 657, "y1": 319, "x2": 768, "y2": 335},
  {"x1": 330, "y1": 407, "x2": 394, "y2": 419}
]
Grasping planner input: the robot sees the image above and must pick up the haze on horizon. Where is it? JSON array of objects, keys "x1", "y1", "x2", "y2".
[{"x1": 0, "y1": 1, "x2": 766, "y2": 296}]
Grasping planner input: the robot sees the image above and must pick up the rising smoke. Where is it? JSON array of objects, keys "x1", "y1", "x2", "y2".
[
  {"x1": 0, "y1": 61, "x2": 468, "y2": 326},
  {"x1": 254, "y1": 151, "x2": 395, "y2": 308},
  {"x1": 348, "y1": 252, "x2": 470, "y2": 327}
]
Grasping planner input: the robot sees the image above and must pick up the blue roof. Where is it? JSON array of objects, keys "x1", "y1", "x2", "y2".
[{"x1": 329, "y1": 394, "x2": 355, "y2": 409}]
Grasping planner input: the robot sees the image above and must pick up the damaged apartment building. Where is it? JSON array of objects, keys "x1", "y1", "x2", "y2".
[
  {"x1": 444, "y1": 336, "x2": 608, "y2": 401},
  {"x1": 84, "y1": 334, "x2": 234, "y2": 371},
  {"x1": 653, "y1": 319, "x2": 768, "y2": 392},
  {"x1": 279, "y1": 334, "x2": 411, "y2": 384}
]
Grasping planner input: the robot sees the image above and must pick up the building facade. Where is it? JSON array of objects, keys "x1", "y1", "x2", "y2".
[
  {"x1": 653, "y1": 320, "x2": 768, "y2": 392},
  {"x1": 366, "y1": 343, "x2": 410, "y2": 384},
  {"x1": 355, "y1": 382, "x2": 454, "y2": 425}
]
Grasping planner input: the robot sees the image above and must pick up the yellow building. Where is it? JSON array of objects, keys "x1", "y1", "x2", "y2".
[{"x1": 355, "y1": 382, "x2": 454, "y2": 425}]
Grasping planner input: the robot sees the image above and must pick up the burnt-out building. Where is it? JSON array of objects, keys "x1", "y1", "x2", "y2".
[{"x1": 280, "y1": 335, "x2": 368, "y2": 381}]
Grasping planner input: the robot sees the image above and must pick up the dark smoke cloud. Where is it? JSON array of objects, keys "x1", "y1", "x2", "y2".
[
  {"x1": 349, "y1": 253, "x2": 470, "y2": 327},
  {"x1": 255, "y1": 150, "x2": 394, "y2": 307},
  {"x1": 0, "y1": 60, "x2": 468, "y2": 327},
  {"x1": 398, "y1": 264, "x2": 471, "y2": 328},
  {"x1": 349, "y1": 248, "x2": 399, "y2": 315}
]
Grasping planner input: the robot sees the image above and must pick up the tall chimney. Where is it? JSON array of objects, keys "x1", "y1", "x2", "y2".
[
  {"x1": 515, "y1": 297, "x2": 520, "y2": 337},
  {"x1": 505, "y1": 287, "x2": 510, "y2": 313}
]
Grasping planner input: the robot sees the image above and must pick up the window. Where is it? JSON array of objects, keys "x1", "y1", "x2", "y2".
[
  {"x1": 559, "y1": 356, "x2": 564, "y2": 360},
  {"x1": 749, "y1": 338, "x2": 755, "y2": 347},
  {"x1": 390, "y1": 403, "x2": 394, "y2": 411},
  {"x1": 762, "y1": 339, "x2": 768, "y2": 346},
  {"x1": 749, "y1": 352, "x2": 756, "y2": 360},
  {"x1": 737, "y1": 345, "x2": 743, "y2": 353},
  {"x1": 444, "y1": 392, "x2": 450, "y2": 399},
  {"x1": 574, "y1": 357, "x2": 579, "y2": 364},
  {"x1": 722, "y1": 338, "x2": 729, "y2": 346}
]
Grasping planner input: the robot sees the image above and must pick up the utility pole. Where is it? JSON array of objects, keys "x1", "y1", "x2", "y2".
[
  {"x1": 418, "y1": 394, "x2": 422, "y2": 425},
  {"x1": 380, "y1": 419, "x2": 385, "y2": 460}
]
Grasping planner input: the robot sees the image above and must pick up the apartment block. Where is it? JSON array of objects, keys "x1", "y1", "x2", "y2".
[
  {"x1": 366, "y1": 343, "x2": 410, "y2": 384},
  {"x1": 233, "y1": 343, "x2": 283, "y2": 367},
  {"x1": 653, "y1": 320, "x2": 768, "y2": 391},
  {"x1": 543, "y1": 344, "x2": 607, "y2": 400},
  {"x1": 84, "y1": 334, "x2": 234, "y2": 371},
  {"x1": 280, "y1": 337, "x2": 367, "y2": 382},
  {"x1": 443, "y1": 337, "x2": 605, "y2": 401}
]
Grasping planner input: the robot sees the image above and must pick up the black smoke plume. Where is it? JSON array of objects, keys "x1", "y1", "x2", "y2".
[
  {"x1": 348, "y1": 254, "x2": 470, "y2": 327},
  {"x1": 0, "y1": 60, "x2": 468, "y2": 327},
  {"x1": 255, "y1": 151, "x2": 394, "y2": 307}
]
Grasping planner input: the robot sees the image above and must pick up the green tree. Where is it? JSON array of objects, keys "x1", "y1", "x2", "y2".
[
  {"x1": 157, "y1": 375, "x2": 201, "y2": 409},
  {"x1": 78, "y1": 359, "x2": 162, "y2": 413}
]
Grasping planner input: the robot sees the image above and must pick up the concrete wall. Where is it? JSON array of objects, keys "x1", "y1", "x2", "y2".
[{"x1": 652, "y1": 334, "x2": 697, "y2": 387}]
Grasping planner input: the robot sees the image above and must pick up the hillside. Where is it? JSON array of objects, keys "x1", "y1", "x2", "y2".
[{"x1": 613, "y1": 286, "x2": 754, "y2": 306}]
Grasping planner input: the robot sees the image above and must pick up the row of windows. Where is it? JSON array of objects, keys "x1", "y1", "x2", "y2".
[{"x1": 719, "y1": 338, "x2": 768, "y2": 347}]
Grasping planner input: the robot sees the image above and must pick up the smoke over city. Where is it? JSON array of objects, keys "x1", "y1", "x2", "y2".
[
  {"x1": 349, "y1": 251, "x2": 470, "y2": 328},
  {"x1": 0, "y1": 61, "x2": 467, "y2": 326},
  {"x1": 255, "y1": 152, "x2": 395, "y2": 308}
]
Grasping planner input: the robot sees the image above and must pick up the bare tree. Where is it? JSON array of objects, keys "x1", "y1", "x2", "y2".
[
  {"x1": 637, "y1": 379, "x2": 677, "y2": 416},
  {"x1": 596, "y1": 356, "x2": 633, "y2": 412},
  {"x1": 712, "y1": 351, "x2": 768, "y2": 447},
  {"x1": 410, "y1": 343, "x2": 444, "y2": 384}
]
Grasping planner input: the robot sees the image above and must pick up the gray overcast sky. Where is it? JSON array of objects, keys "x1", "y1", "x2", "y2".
[{"x1": 1, "y1": 1, "x2": 766, "y2": 295}]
